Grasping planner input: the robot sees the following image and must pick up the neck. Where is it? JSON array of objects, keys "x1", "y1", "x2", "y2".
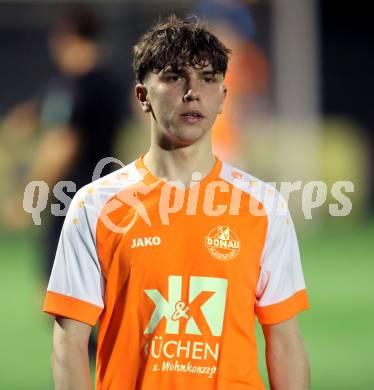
[{"x1": 143, "y1": 131, "x2": 216, "y2": 187}]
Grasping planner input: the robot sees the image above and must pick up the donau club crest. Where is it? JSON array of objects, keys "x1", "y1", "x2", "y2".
[{"x1": 205, "y1": 226, "x2": 240, "y2": 261}]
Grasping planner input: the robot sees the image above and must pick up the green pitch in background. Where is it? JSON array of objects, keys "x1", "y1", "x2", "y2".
[{"x1": 0, "y1": 221, "x2": 373, "y2": 389}]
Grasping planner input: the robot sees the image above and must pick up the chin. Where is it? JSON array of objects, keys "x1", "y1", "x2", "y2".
[
  {"x1": 159, "y1": 129, "x2": 203, "y2": 149},
  {"x1": 178, "y1": 130, "x2": 207, "y2": 144}
]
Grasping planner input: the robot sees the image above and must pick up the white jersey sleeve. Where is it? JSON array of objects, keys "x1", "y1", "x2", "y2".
[
  {"x1": 44, "y1": 186, "x2": 104, "y2": 326},
  {"x1": 255, "y1": 205, "x2": 309, "y2": 324}
]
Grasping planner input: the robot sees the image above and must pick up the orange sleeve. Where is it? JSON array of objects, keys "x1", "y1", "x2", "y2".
[
  {"x1": 255, "y1": 289, "x2": 310, "y2": 325},
  {"x1": 43, "y1": 291, "x2": 103, "y2": 326}
]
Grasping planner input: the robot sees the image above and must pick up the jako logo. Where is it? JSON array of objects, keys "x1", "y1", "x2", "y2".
[
  {"x1": 144, "y1": 275, "x2": 228, "y2": 336},
  {"x1": 205, "y1": 226, "x2": 240, "y2": 261},
  {"x1": 131, "y1": 236, "x2": 161, "y2": 248}
]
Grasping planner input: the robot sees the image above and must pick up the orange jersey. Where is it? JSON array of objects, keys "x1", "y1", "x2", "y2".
[{"x1": 43, "y1": 155, "x2": 309, "y2": 389}]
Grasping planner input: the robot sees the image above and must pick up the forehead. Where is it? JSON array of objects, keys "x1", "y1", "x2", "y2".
[
  {"x1": 144, "y1": 63, "x2": 224, "y2": 85},
  {"x1": 160, "y1": 63, "x2": 215, "y2": 74}
]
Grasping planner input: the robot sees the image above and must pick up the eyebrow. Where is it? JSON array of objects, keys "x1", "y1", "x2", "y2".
[
  {"x1": 200, "y1": 70, "x2": 217, "y2": 76},
  {"x1": 161, "y1": 69, "x2": 218, "y2": 76}
]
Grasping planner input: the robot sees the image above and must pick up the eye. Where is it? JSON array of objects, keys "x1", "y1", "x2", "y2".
[
  {"x1": 204, "y1": 75, "x2": 216, "y2": 83},
  {"x1": 166, "y1": 74, "x2": 182, "y2": 82}
]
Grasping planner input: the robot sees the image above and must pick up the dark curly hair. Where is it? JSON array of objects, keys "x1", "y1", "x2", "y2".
[{"x1": 133, "y1": 15, "x2": 231, "y2": 83}]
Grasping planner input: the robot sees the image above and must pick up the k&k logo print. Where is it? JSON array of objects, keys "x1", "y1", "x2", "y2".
[{"x1": 144, "y1": 275, "x2": 228, "y2": 336}]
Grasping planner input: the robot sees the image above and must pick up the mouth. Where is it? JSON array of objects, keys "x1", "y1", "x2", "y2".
[
  {"x1": 181, "y1": 110, "x2": 204, "y2": 119},
  {"x1": 180, "y1": 111, "x2": 204, "y2": 124}
]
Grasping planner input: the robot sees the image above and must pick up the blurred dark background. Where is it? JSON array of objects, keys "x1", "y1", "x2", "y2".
[{"x1": 0, "y1": 1, "x2": 373, "y2": 389}]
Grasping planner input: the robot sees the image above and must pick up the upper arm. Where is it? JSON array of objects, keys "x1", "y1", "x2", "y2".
[
  {"x1": 32, "y1": 126, "x2": 80, "y2": 176},
  {"x1": 53, "y1": 317, "x2": 92, "y2": 349},
  {"x1": 52, "y1": 317, "x2": 93, "y2": 388},
  {"x1": 262, "y1": 316, "x2": 310, "y2": 389},
  {"x1": 40, "y1": 126, "x2": 80, "y2": 155},
  {"x1": 262, "y1": 316, "x2": 304, "y2": 348}
]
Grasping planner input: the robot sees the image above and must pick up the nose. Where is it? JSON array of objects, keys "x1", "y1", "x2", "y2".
[{"x1": 182, "y1": 79, "x2": 200, "y2": 102}]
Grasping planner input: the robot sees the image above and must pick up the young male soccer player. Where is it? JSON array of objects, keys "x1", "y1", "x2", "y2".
[{"x1": 43, "y1": 15, "x2": 310, "y2": 389}]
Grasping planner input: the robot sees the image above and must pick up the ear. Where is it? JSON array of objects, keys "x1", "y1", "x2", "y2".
[
  {"x1": 135, "y1": 83, "x2": 152, "y2": 113},
  {"x1": 218, "y1": 85, "x2": 227, "y2": 114}
]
